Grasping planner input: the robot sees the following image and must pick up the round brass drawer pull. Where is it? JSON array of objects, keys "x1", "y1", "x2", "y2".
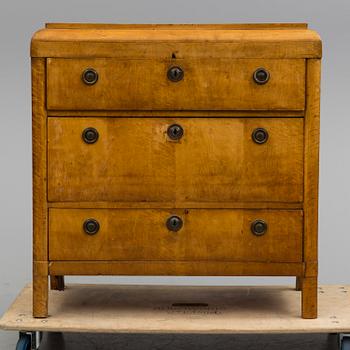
[
  {"x1": 167, "y1": 66, "x2": 184, "y2": 82},
  {"x1": 83, "y1": 218, "x2": 100, "y2": 235},
  {"x1": 166, "y1": 215, "x2": 183, "y2": 232},
  {"x1": 82, "y1": 68, "x2": 99, "y2": 85},
  {"x1": 82, "y1": 127, "x2": 99, "y2": 144},
  {"x1": 251, "y1": 219, "x2": 268, "y2": 236},
  {"x1": 252, "y1": 128, "x2": 269, "y2": 144},
  {"x1": 253, "y1": 68, "x2": 270, "y2": 85},
  {"x1": 167, "y1": 124, "x2": 184, "y2": 140}
]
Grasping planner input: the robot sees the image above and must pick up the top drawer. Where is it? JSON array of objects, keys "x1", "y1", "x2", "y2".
[{"x1": 47, "y1": 58, "x2": 305, "y2": 111}]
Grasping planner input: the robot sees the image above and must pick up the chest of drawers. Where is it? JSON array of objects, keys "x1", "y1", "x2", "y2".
[{"x1": 31, "y1": 23, "x2": 322, "y2": 318}]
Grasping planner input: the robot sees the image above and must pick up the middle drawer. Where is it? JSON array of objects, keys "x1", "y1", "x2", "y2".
[{"x1": 48, "y1": 117, "x2": 304, "y2": 203}]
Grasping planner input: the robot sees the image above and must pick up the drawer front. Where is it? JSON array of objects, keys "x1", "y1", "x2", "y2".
[
  {"x1": 47, "y1": 58, "x2": 305, "y2": 111},
  {"x1": 48, "y1": 118, "x2": 304, "y2": 203},
  {"x1": 49, "y1": 209, "x2": 303, "y2": 262}
]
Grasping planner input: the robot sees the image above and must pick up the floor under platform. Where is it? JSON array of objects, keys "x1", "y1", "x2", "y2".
[{"x1": 35, "y1": 332, "x2": 343, "y2": 350}]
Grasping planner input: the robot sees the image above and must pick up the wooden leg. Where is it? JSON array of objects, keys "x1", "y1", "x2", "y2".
[
  {"x1": 301, "y1": 276, "x2": 317, "y2": 319},
  {"x1": 296, "y1": 276, "x2": 303, "y2": 291},
  {"x1": 33, "y1": 262, "x2": 48, "y2": 318},
  {"x1": 50, "y1": 275, "x2": 65, "y2": 291}
]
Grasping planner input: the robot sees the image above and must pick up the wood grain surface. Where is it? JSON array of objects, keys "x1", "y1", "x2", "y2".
[
  {"x1": 47, "y1": 58, "x2": 305, "y2": 111},
  {"x1": 32, "y1": 58, "x2": 49, "y2": 318},
  {"x1": 32, "y1": 58, "x2": 48, "y2": 262},
  {"x1": 49, "y1": 261, "x2": 304, "y2": 276},
  {"x1": 301, "y1": 59, "x2": 321, "y2": 319},
  {"x1": 31, "y1": 26, "x2": 322, "y2": 59},
  {"x1": 48, "y1": 117, "x2": 304, "y2": 204},
  {"x1": 30, "y1": 24, "x2": 322, "y2": 319},
  {"x1": 48, "y1": 208, "x2": 303, "y2": 262},
  {"x1": 47, "y1": 110, "x2": 305, "y2": 117}
]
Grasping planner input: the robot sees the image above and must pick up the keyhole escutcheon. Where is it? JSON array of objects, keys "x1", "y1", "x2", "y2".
[{"x1": 167, "y1": 66, "x2": 184, "y2": 82}]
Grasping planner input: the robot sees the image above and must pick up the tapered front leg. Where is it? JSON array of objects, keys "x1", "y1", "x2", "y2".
[
  {"x1": 33, "y1": 262, "x2": 48, "y2": 318},
  {"x1": 301, "y1": 276, "x2": 317, "y2": 319}
]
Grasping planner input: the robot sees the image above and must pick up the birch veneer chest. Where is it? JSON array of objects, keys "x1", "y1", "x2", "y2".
[{"x1": 31, "y1": 23, "x2": 322, "y2": 318}]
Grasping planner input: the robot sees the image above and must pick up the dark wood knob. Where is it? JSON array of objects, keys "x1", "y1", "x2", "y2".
[
  {"x1": 83, "y1": 218, "x2": 100, "y2": 235},
  {"x1": 82, "y1": 68, "x2": 98, "y2": 85},
  {"x1": 166, "y1": 215, "x2": 183, "y2": 232},
  {"x1": 251, "y1": 219, "x2": 268, "y2": 236},
  {"x1": 82, "y1": 127, "x2": 99, "y2": 144},
  {"x1": 167, "y1": 124, "x2": 184, "y2": 140},
  {"x1": 167, "y1": 66, "x2": 184, "y2": 82},
  {"x1": 252, "y1": 128, "x2": 268, "y2": 144},
  {"x1": 253, "y1": 68, "x2": 270, "y2": 85}
]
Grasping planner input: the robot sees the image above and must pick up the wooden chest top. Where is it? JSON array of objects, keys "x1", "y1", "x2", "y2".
[{"x1": 31, "y1": 23, "x2": 322, "y2": 59}]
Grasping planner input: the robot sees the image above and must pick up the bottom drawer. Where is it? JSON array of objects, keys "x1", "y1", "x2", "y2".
[{"x1": 49, "y1": 209, "x2": 303, "y2": 262}]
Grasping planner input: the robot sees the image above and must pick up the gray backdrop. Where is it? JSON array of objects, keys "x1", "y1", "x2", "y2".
[{"x1": 0, "y1": 0, "x2": 349, "y2": 348}]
